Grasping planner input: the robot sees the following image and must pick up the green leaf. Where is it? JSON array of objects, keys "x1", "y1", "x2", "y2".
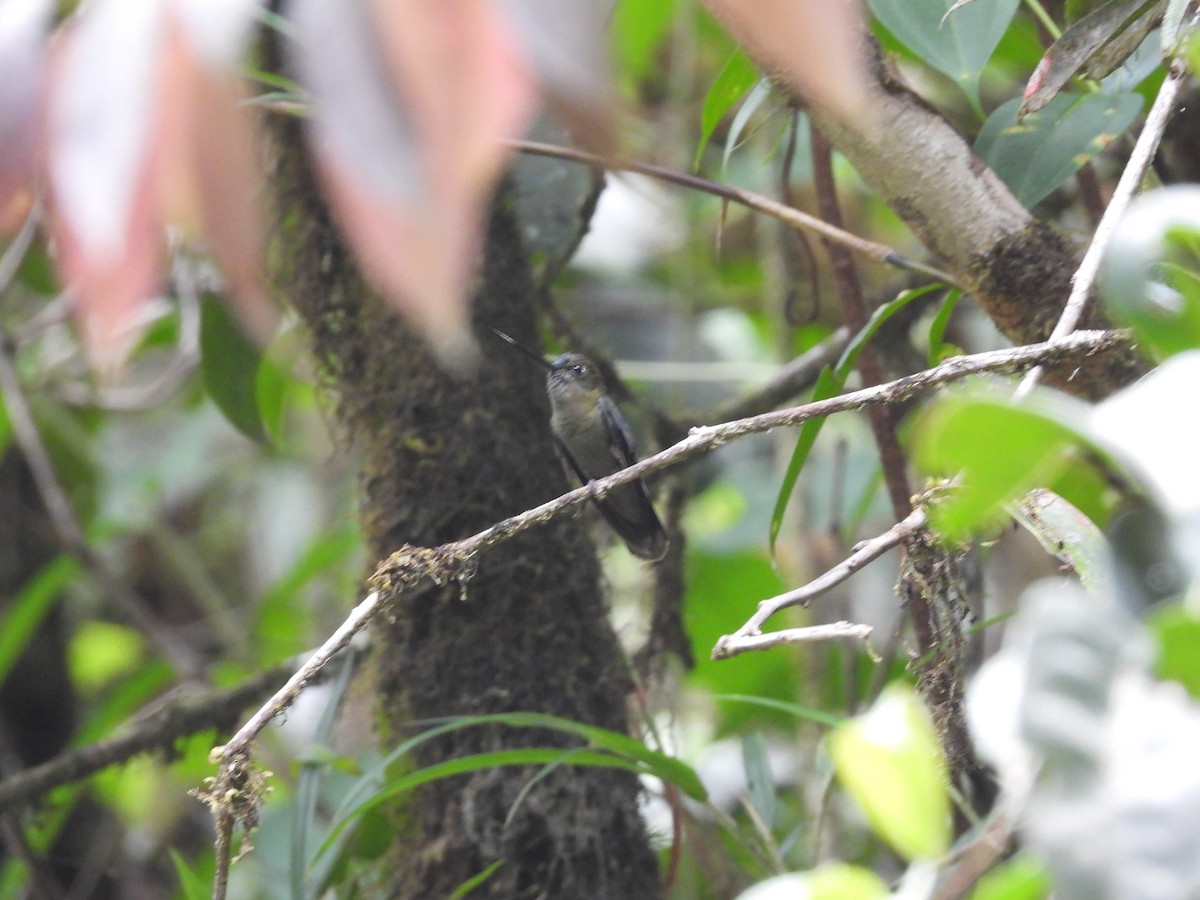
[
  {"x1": 74, "y1": 661, "x2": 174, "y2": 744},
  {"x1": 169, "y1": 849, "x2": 211, "y2": 900},
  {"x1": 200, "y1": 294, "x2": 267, "y2": 442},
  {"x1": 1150, "y1": 604, "x2": 1200, "y2": 698},
  {"x1": 1102, "y1": 201, "x2": 1200, "y2": 360},
  {"x1": 742, "y1": 732, "x2": 776, "y2": 829},
  {"x1": 505, "y1": 750, "x2": 589, "y2": 826},
  {"x1": 803, "y1": 863, "x2": 892, "y2": 899},
  {"x1": 740, "y1": 865, "x2": 890, "y2": 900},
  {"x1": 1010, "y1": 488, "x2": 1114, "y2": 592},
  {"x1": 256, "y1": 527, "x2": 362, "y2": 664},
  {"x1": 295, "y1": 649, "x2": 361, "y2": 899},
  {"x1": 828, "y1": 683, "x2": 951, "y2": 861},
  {"x1": 914, "y1": 391, "x2": 1083, "y2": 540},
  {"x1": 973, "y1": 854, "x2": 1052, "y2": 900},
  {"x1": 769, "y1": 366, "x2": 841, "y2": 553},
  {"x1": 869, "y1": 0, "x2": 1020, "y2": 107},
  {"x1": 0, "y1": 556, "x2": 79, "y2": 686},
  {"x1": 449, "y1": 860, "x2": 506, "y2": 900},
  {"x1": 1022, "y1": 0, "x2": 1159, "y2": 114},
  {"x1": 696, "y1": 51, "x2": 760, "y2": 168},
  {"x1": 313, "y1": 712, "x2": 706, "y2": 863},
  {"x1": 69, "y1": 621, "x2": 145, "y2": 694},
  {"x1": 722, "y1": 78, "x2": 772, "y2": 173},
  {"x1": 255, "y1": 347, "x2": 291, "y2": 445},
  {"x1": 686, "y1": 554, "x2": 796, "y2": 719},
  {"x1": 614, "y1": 0, "x2": 678, "y2": 85},
  {"x1": 16, "y1": 241, "x2": 59, "y2": 294},
  {"x1": 836, "y1": 285, "x2": 943, "y2": 372},
  {"x1": 323, "y1": 749, "x2": 666, "y2": 859},
  {"x1": 770, "y1": 284, "x2": 943, "y2": 552},
  {"x1": 715, "y1": 693, "x2": 844, "y2": 728},
  {"x1": 0, "y1": 394, "x2": 11, "y2": 458},
  {"x1": 927, "y1": 288, "x2": 961, "y2": 366},
  {"x1": 1163, "y1": 0, "x2": 1195, "y2": 51},
  {"x1": 974, "y1": 91, "x2": 1143, "y2": 207}
]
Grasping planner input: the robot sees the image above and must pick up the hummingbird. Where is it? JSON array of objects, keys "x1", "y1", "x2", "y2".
[{"x1": 492, "y1": 329, "x2": 669, "y2": 562}]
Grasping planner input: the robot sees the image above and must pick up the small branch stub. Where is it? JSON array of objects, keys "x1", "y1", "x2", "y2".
[
  {"x1": 190, "y1": 751, "x2": 272, "y2": 864},
  {"x1": 712, "y1": 621, "x2": 875, "y2": 660},
  {"x1": 712, "y1": 509, "x2": 928, "y2": 660}
]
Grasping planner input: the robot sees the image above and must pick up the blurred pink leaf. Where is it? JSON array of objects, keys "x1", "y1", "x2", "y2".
[
  {"x1": 47, "y1": 0, "x2": 269, "y2": 372},
  {"x1": 47, "y1": 1, "x2": 167, "y2": 373},
  {"x1": 701, "y1": 0, "x2": 874, "y2": 123},
  {"x1": 170, "y1": 0, "x2": 262, "y2": 70},
  {"x1": 500, "y1": 0, "x2": 618, "y2": 147},
  {"x1": 1019, "y1": 0, "x2": 1159, "y2": 117},
  {"x1": 290, "y1": 0, "x2": 538, "y2": 362},
  {"x1": 158, "y1": 17, "x2": 275, "y2": 339},
  {"x1": 0, "y1": 0, "x2": 51, "y2": 230}
]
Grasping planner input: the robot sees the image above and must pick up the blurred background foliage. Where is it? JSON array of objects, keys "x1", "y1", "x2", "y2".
[{"x1": 2, "y1": 0, "x2": 1200, "y2": 898}]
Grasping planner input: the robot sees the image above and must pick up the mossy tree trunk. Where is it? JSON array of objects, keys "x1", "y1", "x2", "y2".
[{"x1": 269, "y1": 117, "x2": 660, "y2": 898}]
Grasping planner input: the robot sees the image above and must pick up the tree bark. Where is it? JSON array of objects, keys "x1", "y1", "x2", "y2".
[
  {"x1": 808, "y1": 48, "x2": 1146, "y2": 399},
  {"x1": 268, "y1": 118, "x2": 660, "y2": 898}
]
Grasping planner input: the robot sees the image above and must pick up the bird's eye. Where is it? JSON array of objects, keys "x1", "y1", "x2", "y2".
[{"x1": 572, "y1": 364, "x2": 585, "y2": 376}]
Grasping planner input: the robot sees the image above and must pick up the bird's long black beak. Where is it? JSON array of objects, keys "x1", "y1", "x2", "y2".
[{"x1": 490, "y1": 329, "x2": 555, "y2": 371}]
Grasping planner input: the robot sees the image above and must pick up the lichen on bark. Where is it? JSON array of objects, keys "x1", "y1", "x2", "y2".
[{"x1": 268, "y1": 114, "x2": 660, "y2": 898}]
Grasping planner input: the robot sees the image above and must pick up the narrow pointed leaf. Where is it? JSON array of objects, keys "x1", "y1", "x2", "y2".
[
  {"x1": 200, "y1": 294, "x2": 266, "y2": 441},
  {"x1": 696, "y1": 50, "x2": 759, "y2": 168},
  {"x1": 927, "y1": 288, "x2": 961, "y2": 366},
  {"x1": 770, "y1": 285, "x2": 942, "y2": 552},
  {"x1": 722, "y1": 77, "x2": 771, "y2": 173},
  {"x1": 828, "y1": 684, "x2": 951, "y2": 861},
  {"x1": 742, "y1": 732, "x2": 776, "y2": 828},
  {"x1": 974, "y1": 91, "x2": 1142, "y2": 208},
  {"x1": 1020, "y1": 0, "x2": 1161, "y2": 115},
  {"x1": 311, "y1": 711, "x2": 706, "y2": 864},
  {"x1": 869, "y1": 0, "x2": 1019, "y2": 107}
]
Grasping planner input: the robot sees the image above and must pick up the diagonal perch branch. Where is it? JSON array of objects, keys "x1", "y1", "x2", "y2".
[
  {"x1": 456, "y1": 328, "x2": 1128, "y2": 559},
  {"x1": 203, "y1": 328, "x2": 1130, "y2": 869},
  {"x1": 221, "y1": 328, "x2": 1128, "y2": 759}
]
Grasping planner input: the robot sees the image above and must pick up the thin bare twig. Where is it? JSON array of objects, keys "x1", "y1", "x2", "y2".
[
  {"x1": 510, "y1": 139, "x2": 959, "y2": 286},
  {"x1": 212, "y1": 812, "x2": 234, "y2": 900},
  {"x1": 712, "y1": 621, "x2": 874, "y2": 660},
  {"x1": 0, "y1": 207, "x2": 39, "y2": 295},
  {"x1": 56, "y1": 259, "x2": 203, "y2": 410},
  {"x1": 10, "y1": 291, "x2": 72, "y2": 347},
  {"x1": 0, "y1": 338, "x2": 208, "y2": 678},
  {"x1": 205, "y1": 591, "x2": 393, "y2": 897},
  {"x1": 1015, "y1": 63, "x2": 1187, "y2": 399},
  {"x1": 716, "y1": 508, "x2": 928, "y2": 650},
  {"x1": 778, "y1": 104, "x2": 822, "y2": 324}
]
